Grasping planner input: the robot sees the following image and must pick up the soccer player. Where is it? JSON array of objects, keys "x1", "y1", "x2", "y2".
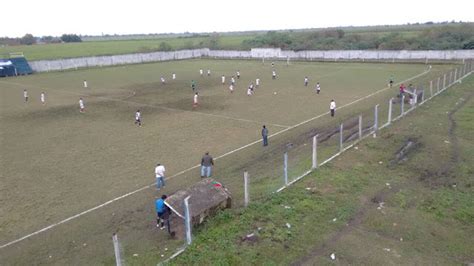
[
  {"x1": 236, "y1": 70, "x2": 240, "y2": 79},
  {"x1": 200, "y1": 69, "x2": 203, "y2": 76},
  {"x1": 40, "y1": 92, "x2": 45, "y2": 105},
  {"x1": 231, "y1": 76, "x2": 235, "y2": 86},
  {"x1": 135, "y1": 110, "x2": 142, "y2": 127},
  {"x1": 221, "y1": 75, "x2": 225, "y2": 85},
  {"x1": 229, "y1": 84, "x2": 234, "y2": 93},
  {"x1": 161, "y1": 76, "x2": 165, "y2": 84},
  {"x1": 79, "y1": 98, "x2": 85, "y2": 113},
  {"x1": 172, "y1": 73, "x2": 176, "y2": 80},
  {"x1": 304, "y1": 76, "x2": 309, "y2": 86},
  {"x1": 193, "y1": 92, "x2": 199, "y2": 108},
  {"x1": 207, "y1": 69, "x2": 211, "y2": 76},
  {"x1": 23, "y1": 89, "x2": 28, "y2": 103},
  {"x1": 271, "y1": 61, "x2": 275, "y2": 68},
  {"x1": 247, "y1": 86, "x2": 253, "y2": 96},
  {"x1": 256, "y1": 78, "x2": 260, "y2": 88},
  {"x1": 249, "y1": 82, "x2": 254, "y2": 92},
  {"x1": 316, "y1": 82, "x2": 321, "y2": 94},
  {"x1": 83, "y1": 80, "x2": 88, "y2": 88},
  {"x1": 330, "y1": 100, "x2": 336, "y2": 117},
  {"x1": 155, "y1": 163, "x2": 166, "y2": 190},
  {"x1": 389, "y1": 76, "x2": 394, "y2": 88},
  {"x1": 191, "y1": 80, "x2": 196, "y2": 91},
  {"x1": 272, "y1": 70, "x2": 276, "y2": 80},
  {"x1": 262, "y1": 125, "x2": 268, "y2": 146}
]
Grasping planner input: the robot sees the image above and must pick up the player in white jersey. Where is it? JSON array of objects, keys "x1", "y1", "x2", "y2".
[
  {"x1": 40, "y1": 92, "x2": 45, "y2": 105},
  {"x1": 236, "y1": 70, "x2": 240, "y2": 79},
  {"x1": 23, "y1": 89, "x2": 28, "y2": 103},
  {"x1": 304, "y1": 77, "x2": 309, "y2": 86},
  {"x1": 193, "y1": 92, "x2": 199, "y2": 108},
  {"x1": 200, "y1": 69, "x2": 203, "y2": 76},
  {"x1": 231, "y1": 76, "x2": 235, "y2": 85},
  {"x1": 83, "y1": 80, "x2": 88, "y2": 88},
  {"x1": 330, "y1": 100, "x2": 336, "y2": 117},
  {"x1": 79, "y1": 98, "x2": 85, "y2": 113},
  {"x1": 256, "y1": 78, "x2": 260, "y2": 88},
  {"x1": 229, "y1": 84, "x2": 234, "y2": 93},
  {"x1": 161, "y1": 76, "x2": 165, "y2": 84},
  {"x1": 207, "y1": 69, "x2": 211, "y2": 76},
  {"x1": 247, "y1": 86, "x2": 253, "y2": 96},
  {"x1": 272, "y1": 70, "x2": 276, "y2": 79},
  {"x1": 316, "y1": 82, "x2": 321, "y2": 94},
  {"x1": 172, "y1": 73, "x2": 176, "y2": 80},
  {"x1": 221, "y1": 75, "x2": 225, "y2": 85},
  {"x1": 135, "y1": 110, "x2": 142, "y2": 126}
]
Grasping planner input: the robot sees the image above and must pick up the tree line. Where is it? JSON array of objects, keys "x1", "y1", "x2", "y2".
[{"x1": 0, "y1": 34, "x2": 82, "y2": 46}]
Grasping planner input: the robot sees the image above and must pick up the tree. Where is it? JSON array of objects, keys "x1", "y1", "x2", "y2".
[
  {"x1": 20, "y1": 34, "x2": 36, "y2": 45},
  {"x1": 158, "y1": 42, "x2": 173, "y2": 51},
  {"x1": 60, "y1": 34, "x2": 82, "y2": 43}
]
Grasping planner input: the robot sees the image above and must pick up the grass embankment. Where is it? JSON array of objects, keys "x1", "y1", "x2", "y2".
[{"x1": 136, "y1": 76, "x2": 474, "y2": 265}]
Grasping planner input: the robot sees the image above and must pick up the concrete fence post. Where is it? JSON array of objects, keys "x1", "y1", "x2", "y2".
[
  {"x1": 184, "y1": 196, "x2": 192, "y2": 245},
  {"x1": 401, "y1": 95, "x2": 405, "y2": 115},
  {"x1": 454, "y1": 68, "x2": 457, "y2": 82},
  {"x1": 244, "y1": 171, "x2": 249, "y2": 207},
  {"x1": 283, "y1": 152, "x2": 288, "y2": 185},
  {"x1": 312, "y1": 135, "x2": 318, "y2": 169},
  {"x1": 112, "y1": 233, "x2": 123, "y2": 266},
  {"x1": 358, "y1": 115, "x2": 362, "y2": 140},
  {"x1": 339, "y1": 123, "x2": 344, "y2": 152}
]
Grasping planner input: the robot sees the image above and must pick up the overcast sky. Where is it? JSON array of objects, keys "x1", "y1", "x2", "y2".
[{"x1": 3, "y1": 0, "x2": 473, "y2": 37}]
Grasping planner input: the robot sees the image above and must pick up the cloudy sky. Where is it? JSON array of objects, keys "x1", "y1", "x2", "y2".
[{"x1": 3, "y1": 0, "x2": 473, "y2": 37}]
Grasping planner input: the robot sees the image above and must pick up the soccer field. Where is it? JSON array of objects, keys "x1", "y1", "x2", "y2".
[{"x1": 0, "y1": 59, "x2": 455, "y2": 264}]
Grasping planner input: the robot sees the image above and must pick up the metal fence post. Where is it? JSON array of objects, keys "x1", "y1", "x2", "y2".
[
  {"x1": 244, "y1": 171, "x2": 249, "y2": 207},
  {"x1": 283, "y1": 152, "x2": 288, "y2": 185},
  {"x1": 401, "y1": 95, "x2": 405, "y2": 116},
  {"x1": 358, "y1": 115, "x2": 362, "y2": 140},
  {"x1": 312, "y1": 135, "x2": 318, "y2": 169},
  {"x1": 112, "y1": 233, "x2": 123, "y2": 266},
  {"x1": 443, "y1": 74, "x2": 446, "y2": 90},
  {"x1": 373, "y1": 104, "x2": 379, "y2": 137},
  {"x1": 388, "y1": 99, "x2": 393, "y2": 124},
  {"x1": 437, "y1": 77, "x2": 440, "y2": 93},
  {"x1": 339, "y1": 123, "x2": 344, "y2": 152},
  {"x1": 184, "y1": 196, "x2": 192, "y2": 245},
  {"x1": 449, "y1": 71, "x2": 453, "y2": 85},
  {"x1": 429, "y1": 80, "x2": 433, "y2": 99}
]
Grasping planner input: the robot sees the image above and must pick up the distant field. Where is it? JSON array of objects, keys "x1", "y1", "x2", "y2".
[
  {"x1": 0, "y1": 35, "x2": 251, "y2": 61},
  {"x1": 0, "y1": 59, "x2": 454, "y2": 264},
  {"x1": 2, "y1": 23, "x2": 471, "y2": 61}
]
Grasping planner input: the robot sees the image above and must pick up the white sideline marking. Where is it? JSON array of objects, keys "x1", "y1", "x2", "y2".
[
  {"x1": 0, "y1": 68, "x2": 430, "y2": 250},
  {"x1": 0, "y1": 80, "x2": 290, "y2": 128}
]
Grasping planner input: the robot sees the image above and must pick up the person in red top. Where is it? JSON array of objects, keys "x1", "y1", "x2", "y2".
[{"x1": 399, "y1": 84, "x2": 405, "y2": 98}]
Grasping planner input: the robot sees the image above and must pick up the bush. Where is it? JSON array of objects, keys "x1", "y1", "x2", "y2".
[{"x1": 60, "y1": 34, "x2": 82, "y2": 43}]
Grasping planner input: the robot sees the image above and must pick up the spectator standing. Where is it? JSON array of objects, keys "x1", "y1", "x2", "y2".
[
  {"x1": 262, "y1": 125, "x2": 269, "y2": 146},
  {"x1": 155, "y1": 163, "x2": 166, "y2": 190},
  {"x1": 200, "y1": 152, "x2": 214, "y2": 178}
]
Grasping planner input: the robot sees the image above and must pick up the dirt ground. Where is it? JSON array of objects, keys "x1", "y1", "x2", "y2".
[{"x1": 0, "y1": 59, "x2": 455, "y2": 264}]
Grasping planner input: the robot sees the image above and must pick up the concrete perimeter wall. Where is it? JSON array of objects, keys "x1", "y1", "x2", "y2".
[{"x1": 29, "y1": 48, "x2": 474, "y2": 72}]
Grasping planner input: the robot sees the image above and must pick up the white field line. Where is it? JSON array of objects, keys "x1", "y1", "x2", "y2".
[
  {"x1": 0, "y1": 68, "x2": 431, "y2": 250},
  {"x1": 0, "y1": 79, "x2": 290, "y2": 128}
]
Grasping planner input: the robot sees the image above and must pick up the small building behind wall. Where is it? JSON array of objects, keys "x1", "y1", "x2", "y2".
[{"x1": 165, "y1": 178, "x2": 232, "y2": 238}]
